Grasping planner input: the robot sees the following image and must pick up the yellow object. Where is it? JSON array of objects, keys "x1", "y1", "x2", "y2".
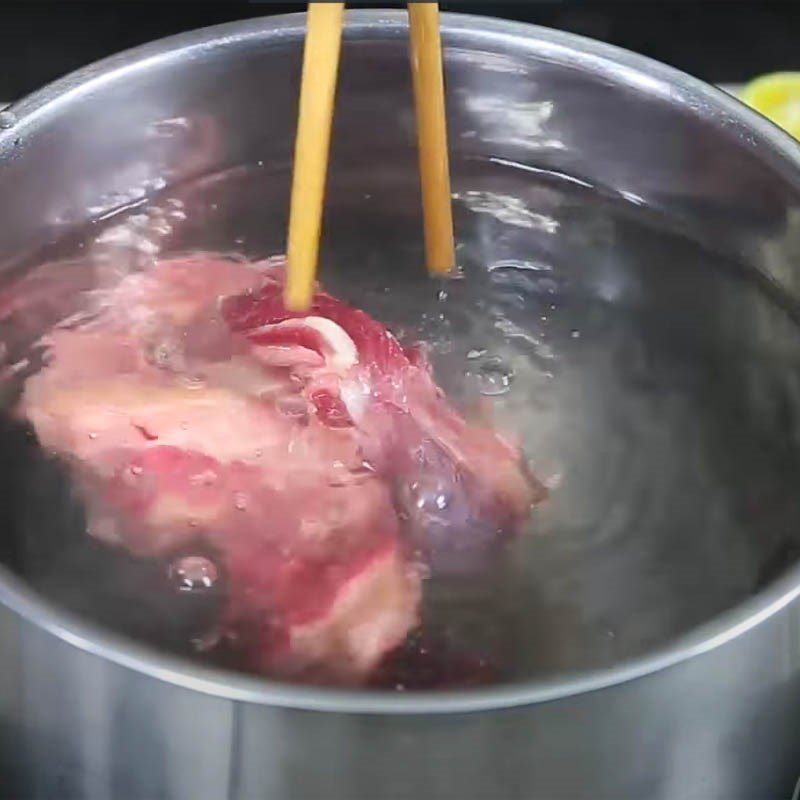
[
  {"x1": 408, "y1": 3, "x2": 455, "y2": 275},
  {"x1": 285, "y1": 3, "x2": 344, "y2": 311},
  {"x1": 740, "y1": 72, "x2": 800, "y2": 140}
]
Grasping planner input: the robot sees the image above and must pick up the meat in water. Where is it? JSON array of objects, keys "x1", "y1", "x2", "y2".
[{"x1": 17, "y1": 254, "x2": 541, "y2": 684}]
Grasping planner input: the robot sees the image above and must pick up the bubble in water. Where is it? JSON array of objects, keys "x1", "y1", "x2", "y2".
[
  {"x1": 395, "y1": 460, "x2": 502, "y2": 576},
  {"x1": 152, "y1": 343, "x2": 173, "y2": 367},
  {"x1": 191, "y1": 629, "x2": 222, "y2": 653},
  {"x1": 399, "y1": 476, "x2": 453, "y2": 524},
  {"x1": 277, "y1": 394, "x2": 309, "y2": 419},
  {"x1": 466, "y1": 355, "x2": 514, "y2": 396},
  {"x1": 412, "y1": 561, "x2": 433, "y2": 581},
  {"x1": 149, "y1": 116, "x2": 192, "y2": 137},
  {"x1": 570, "y1": 329, "x2": 581, "y2": 339},
  {"x1": 178, "y1": 373, "x2": 206, "y2": 390},
  {"x1": 169, "y1": 556, "x2": 218, "y2": 592},
  {"x1": 0, "y1": 110, "x2": 16, "y2": 129},
  {"x1": 189, "y1": 469, "x2": 217, "y2": 487}
]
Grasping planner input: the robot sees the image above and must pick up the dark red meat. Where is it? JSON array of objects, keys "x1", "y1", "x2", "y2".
[
  {"x1": 17, "y1": 253, "x2": 541, "y2": 683},
  {"x1": 225, "y1": 269, "x2": 542, "y2": 571}
]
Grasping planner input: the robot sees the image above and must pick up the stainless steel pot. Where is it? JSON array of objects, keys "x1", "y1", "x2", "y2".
[{"x1": 2, "y1": 11, "x2": 800, "y2": 800}]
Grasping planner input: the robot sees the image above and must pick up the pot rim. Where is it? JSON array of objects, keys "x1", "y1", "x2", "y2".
[{"x1": 2, "y1": 9, "x2": 800, "y2": 715}]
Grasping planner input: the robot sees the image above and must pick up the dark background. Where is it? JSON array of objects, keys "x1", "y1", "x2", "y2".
[{"x1": 1, "y1": 1, "x2": 800, "y2": 100}]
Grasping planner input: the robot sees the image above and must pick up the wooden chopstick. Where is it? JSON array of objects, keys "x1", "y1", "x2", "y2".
[
  {"x1": 284, "y1": 2, "x2": 345, "y2": 311},
  {"x1": 408, "y1": 2, "x2": 455, "y2": 275},
  {"x1": 284, "y1": 2, "x2": 455, "y2": 309}
]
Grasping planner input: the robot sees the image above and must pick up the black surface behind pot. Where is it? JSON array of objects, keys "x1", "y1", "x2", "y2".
[{"x1": 1, "y1": 2, "x2": 800, "y2": 100}]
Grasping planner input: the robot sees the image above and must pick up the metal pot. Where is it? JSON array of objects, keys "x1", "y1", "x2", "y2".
[{"x1": 1, "y1": 11, "x2": 800, "y2": 800}]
